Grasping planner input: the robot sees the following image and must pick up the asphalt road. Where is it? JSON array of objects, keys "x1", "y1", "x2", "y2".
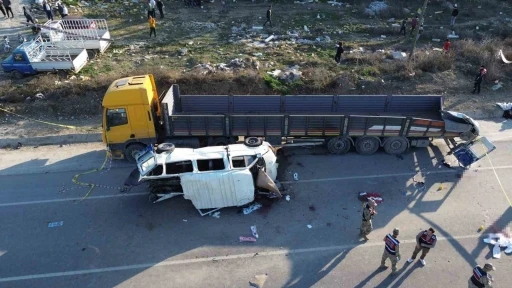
[{"x1": 0, "y1": 119, "x2": 511, "y2": 288}]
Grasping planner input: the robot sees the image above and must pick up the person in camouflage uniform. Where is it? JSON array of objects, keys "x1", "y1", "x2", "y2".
[
  {"x1": 360, "y1": 199, "x2": 377, "y2": 240},
  {"x1": 381, "y1": 228, "x2": 401, "y2": 274},
  {"x1": 468, "y1": 263, "x2": 495, "y2": 288}
]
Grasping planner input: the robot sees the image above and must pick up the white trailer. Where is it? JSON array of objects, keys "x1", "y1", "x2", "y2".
[{"x1": 40, "y1": 18, "x2": 111, "y2": 57}]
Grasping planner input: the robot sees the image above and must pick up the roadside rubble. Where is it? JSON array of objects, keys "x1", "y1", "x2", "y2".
[
  {"x1": 192, "y1": 58, "x2": 260, "y2": 74},
  {"x1": 267, "y1": 66, "x2": 302, "y2": 83},
  {"x1": 364, "y1": 1, "x2": 389, "y2": 17},
  {"x1": 249, "y1": 274, "x2": 268, "y2": 288}
]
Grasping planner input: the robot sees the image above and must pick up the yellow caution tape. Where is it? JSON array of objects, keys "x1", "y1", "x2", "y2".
[
  {"x1": 483, "y1": 143, "x2": 512, "y2": 207},
  {"x1": 72, "y1": 149, "x2": 110, "y2": 201},
  {"x1": 0, "y1": 107, "x2": 78, "y2": 129}
]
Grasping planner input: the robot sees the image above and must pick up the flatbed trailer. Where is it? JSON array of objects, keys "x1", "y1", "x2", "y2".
[{"x1": 101, "y1": 75, "x2": 492, "y2": 163}]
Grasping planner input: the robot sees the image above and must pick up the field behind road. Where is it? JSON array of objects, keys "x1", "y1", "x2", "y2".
[{"x1": 0, "y1": 119, "x2": 511, "y2": 287}]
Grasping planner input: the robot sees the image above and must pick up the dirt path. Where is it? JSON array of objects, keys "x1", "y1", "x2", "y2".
[{"x1": 0, "y1": 0, "x2": 33, "y2": 36}]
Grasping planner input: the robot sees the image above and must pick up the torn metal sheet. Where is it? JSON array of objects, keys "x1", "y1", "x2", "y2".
[
  {"x1": 256, "y1": 169, "x2": 282, "y2": 198},
  {"x1": 499, "y1": 50, "x2": 512, "y2": 64}
]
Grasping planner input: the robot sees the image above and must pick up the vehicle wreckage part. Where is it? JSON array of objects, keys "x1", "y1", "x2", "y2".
[
  {"x1": 156, "y1": 143, "x2": 175, "y2": 153},
  {"x1": 244, "y1": 137, "x2": 263, "y2": 147},
  {"x1": 125, "y1": 143, "x2": 146, "y2": 163},
  {"x1": 355, "y1": 136, "x2": 380, "y2": 155},
  {"x1": 256, "y1": 168, "x2": 282, "y2": 198},
  {"x1": 327, "y1": 136, "x2": 352, "y2": 154},
  {"x1": 211, "y1": 137, "x2": 234, "y2": 146},
  {"x1": 152, "y1": 192, "x2": 183, "y2": 203},
  {"x1": 383, "y1": 137, "x2": 409, "y2": 155}
]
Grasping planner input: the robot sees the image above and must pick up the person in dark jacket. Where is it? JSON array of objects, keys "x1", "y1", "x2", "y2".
[
  {"x1": 399, "y1": 18, "x2": 407, "y2": 36},
  {"x1": 451, "y1": 4, "x2": 458, "y2": 27},
  {"x1": 473, "y1": 65, "x2": 487, "y2": 94},
  {"x1": 263, "y1": 5, "x2": 272, "y2": 28},
  {"x1": 0, "y1": 0, "x2": 7, "y2": 18},
  {"x1": 156, "y1": 0, "x2": 164, "y2": 18},
  {"x1": 334, "y1": 42, "x2": 344, "y2": 64},
  {"x1": 3, "y1": 0, "x2": 14, "y2": 18},
  {"x1": 23, "y1": 6, "x2": 35, "y2": 24},
  {"x1": 42, "y1": 1, "x2": 54, "y2": 21},
  {"x1": 57, "y1": 2, "x2": 68, "y2": 19}
]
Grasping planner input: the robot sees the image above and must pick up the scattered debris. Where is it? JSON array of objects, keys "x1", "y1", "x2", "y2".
[
  {"x1": 307, "y1": 224, "x2": 313, "y2": 229},
  {"x1": 496, "y1": 102, "x2": 512, "y2": 111},
  {"x1": 48, "y1": 221, "x2": 64, "y2": 228},
  {"x1": 304, "y1": 25, "x2": 310, "y2": 32},
  {"x1": 179, "y1": 48, "x2": 188, "y2": 56},
  {"x1": 492, "y1": 81, "x2": 503, "y2": 91},
  {"x1": 243, "y1": 203, "x2": 262, "y2": 215},
  {"x1": 264, "y1": 35, "x2": 275, "y2": 43},
  {"x1": 249, "y1": 274, "x2": 268, "y2": 288},
  {"x1": 251, "y1": 225, "x2": 259, "y2": 238},
  {"x1": 211, "y1": 211, "x2": 221, "y2": 218},
  {"x1": 478, "y1": 225, "x2": 485, "y2": 233},
  {"x1": 240, "y1": 236, "x2": 257, "y2": 242},
  {"x1": 432, "y1": 38, "x2": 441, "y2": 42},
  {"x1": 15, "y1": 142, "x2": 22, "y2": 150},
  {"x1": 499, "y1": 50, "x2": 512, "y2": 64},
  {"x1": 308, "y1": 205, "x2": 316, "y2": 212},
  {"x1": 358, "y1": 192, "x2": 384, "y2": 204},
  {"x1": 267, "y1": 66, "x2": 302, "y2": 83},
  {"x1": 392, "y1": 51, "x2": 407, "y2": 60},
  {"x1": 183, "y1": 219, "x2": 188, "y2": 222},
  {"x1": 285, "y1": 195, "x2": 291, "y2": 201},
  {"x1": 293, "y1": 173, "x2": 299, "y2": 181},
  {"x1": 364, "y1": 1, "x2": 389, "y2": 17}
]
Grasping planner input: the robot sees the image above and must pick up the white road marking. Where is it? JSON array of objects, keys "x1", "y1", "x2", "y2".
[
  {"x1": 0, "y1": 193, "x2": 147, "y2": 207},
  {"x1": 1, "y1": 165, "x2": 512, "y2": 207},
  {"x1": 280, "y1": 165, "x2": 512, "y2": 184},
  {"x1": 0, "y1": 234, "x2": 482, "y2": 282}
]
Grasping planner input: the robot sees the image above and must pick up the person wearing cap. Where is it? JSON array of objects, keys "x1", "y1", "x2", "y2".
[
  {"x1": 380, "y1": 228, "x2": 401, "y2": 274},
  {"x1": 473, "y1": 65, "x2": 487, "y2": 94},
  {"x1": 468, "y1": 263, "x2": 495, "y2": 287},
  {"x1": 451, "y1": 4, "x2": 459, "y2": 27},
  {"x1": 407, "y1": 227, "x2": 437, "y2": 266},
  {"x1": 360, "y1": 199, "x2": 377, "y2": 241}
]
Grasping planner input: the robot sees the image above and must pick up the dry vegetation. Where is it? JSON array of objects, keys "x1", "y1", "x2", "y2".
[{"x1": 1, "y1": 0, "x2": 512, "y2": 126}]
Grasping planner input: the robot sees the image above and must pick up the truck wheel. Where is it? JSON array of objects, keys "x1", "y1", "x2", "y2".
[
  {"x1": 156, "y1": 143, "x2": 175, "y2": 153},
  {"x1": 355, "y1": 136, "x2": 380, "y2": 155},
  {"x1": 327, "y1": 137, "x2": 351, "y2": 155},
  {"x1": 212, "y1": 137, "x2": 232, "y2": 146},
  {"x1": 11, "y1": 70, "x2": 23, "y2": 79},
  {"x1": 87, "y1": 50, "x2": 97, "y2": 59},
  {"x1": 383, "y1": 137, "x2": 409, "y2": 155},
  {"x1": 125, "y1": 143, "x2": 146, "y2": 163},
  {"x1": 244, "y1": 137, "x2": 262, "y2": 147}
]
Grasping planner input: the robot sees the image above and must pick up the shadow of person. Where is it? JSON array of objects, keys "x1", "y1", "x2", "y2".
[
  {"x1": 354, "y1": 266, "x2": 390, "y2": 288},
  {"x1": 380, "y1": 260, "x2": 422, "y2": 288}
]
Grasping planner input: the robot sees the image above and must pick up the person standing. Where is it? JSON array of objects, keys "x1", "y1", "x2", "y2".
[
  {"x1": 3, "y1": 0, "x2": 13, "y2": 18},
  {"x1": 0, "y1": 0, "x2": 7, "y2": 18},
  {"x1": 468, "y1": 263, "x2": 495, "y2": 288},
  {"x1": 416, "y1": 24, "x2": 424, "y2": 41},
  {"x1": 156, "y1": 0, "x2": 164, "y2": 19},
  {"x1": 472, "y1": 65, "x2": 487, "y2": 94},
  {"x1": 399, "y1": 18, "x2": 407, "y2": 36},
  {"x1": 57, "y1": 2, "x2": 68, "y2": 19},
  {"x1": 360, "y1": 199, "x2": 377, "y2": 241},
  {"x1": 407, "y1": 227, "x2": 437, "y2": 266},
  {"x1": 451, "y1": 4, "x2": 459, "y2": 28},
  {"x1": 263, "y1": 5, "x2": 272, "y2": 28},
  {"x1": 148, "y1": 16, "x2": 156, "y2": 37},
  {"x1": 334, "y1": 42, "x2": 344, "y2": 64},
  {"x1": 443, "y1": 39, "x2": 451, "y2": 52},
  {"x1": 148, "y1": 0, "x2": 156, "y2": 19},
  {"x1": 380, "y1": 228, "x2": 401, "y2": 274},
  {"x1": 22, "y1": 6, "x2": 35, "y2": 24},
  {"x1": 410, "y1": 16, "x2": 418, "y2": 36},
  {"x1": 42, "y1": 1, "x2": 54, "y2": 21}
]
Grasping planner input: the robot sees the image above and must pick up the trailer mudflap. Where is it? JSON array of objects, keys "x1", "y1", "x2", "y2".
[{"x1": 453, "y1": 137, "x2": 496, "y2": 167}]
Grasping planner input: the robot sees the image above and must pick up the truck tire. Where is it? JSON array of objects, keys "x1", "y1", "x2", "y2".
[
  {"x1": 355, "y1": 136, "x2": 380, "y2": 155},
  {"x1": 212, "y1": 137, "x2": 232, "y2": 146},
  {"x1": 125, "y1": 143, "x2": 146, "y2": 163},
  {"x1": 156, "y1": 143, "x2": 175, "y2": 153},
  {"x1": 327, "y1": 137, "x2": 351, "y2": 155},
  {"x1": 11, "y1": 70, "x2": 23, "y2": 79},
  {"x1": 244, "y1": 137, "x2": 262, "y2": 147},
  {"x1": 383, "y1": 137, "x2": 409, "y2": 155}
]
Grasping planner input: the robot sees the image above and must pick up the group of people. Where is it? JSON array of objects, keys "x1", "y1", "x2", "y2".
[
  {"x1": 361, "y1": 198, "x2": 496, "y2": 287},
  {"x1": 146, "y1": 0, "x2": 166, "y2": 37}
]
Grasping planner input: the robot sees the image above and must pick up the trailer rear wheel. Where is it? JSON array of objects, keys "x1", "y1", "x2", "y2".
[
  {"x1": 383, "y1": 137, "x2": 408, "y2": 155},
  {"x1": 244, "y1": 137, "x2": 262, "y2": 147},
  {"x1": 156, "y1": 143, "x2": 175, "y2": 153},
  {"x1": 355, "y1": 136, "x2": 380, "y2": 155},
  {"x1": 212, "y1": 137, "x2": 232, "y2": 146},
  {"x1": 125, "y1": 143, "x2": 146, "y2": 163},
  {"x1": 327, "y1": 137, "x2": 351, "y2": 155}
]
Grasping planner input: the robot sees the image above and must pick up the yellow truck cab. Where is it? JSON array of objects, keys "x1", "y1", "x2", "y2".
[{"x1": 102, "y1": 75, "x2": 160, "y2": 162}]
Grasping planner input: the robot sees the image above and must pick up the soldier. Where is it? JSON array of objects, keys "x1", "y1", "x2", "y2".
[
  {"x1": 380, "y1": 228, "x2": 401, "y2": 274},
  {"x1": 468, "y1": 263, "x2": 495, "y2": 288},
  {"x1": 407, "y1": 227, "x2": 437, "y2": 266},
  {"x1": 360, "y1": 199, "x2": 377, "y2": 240}
]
